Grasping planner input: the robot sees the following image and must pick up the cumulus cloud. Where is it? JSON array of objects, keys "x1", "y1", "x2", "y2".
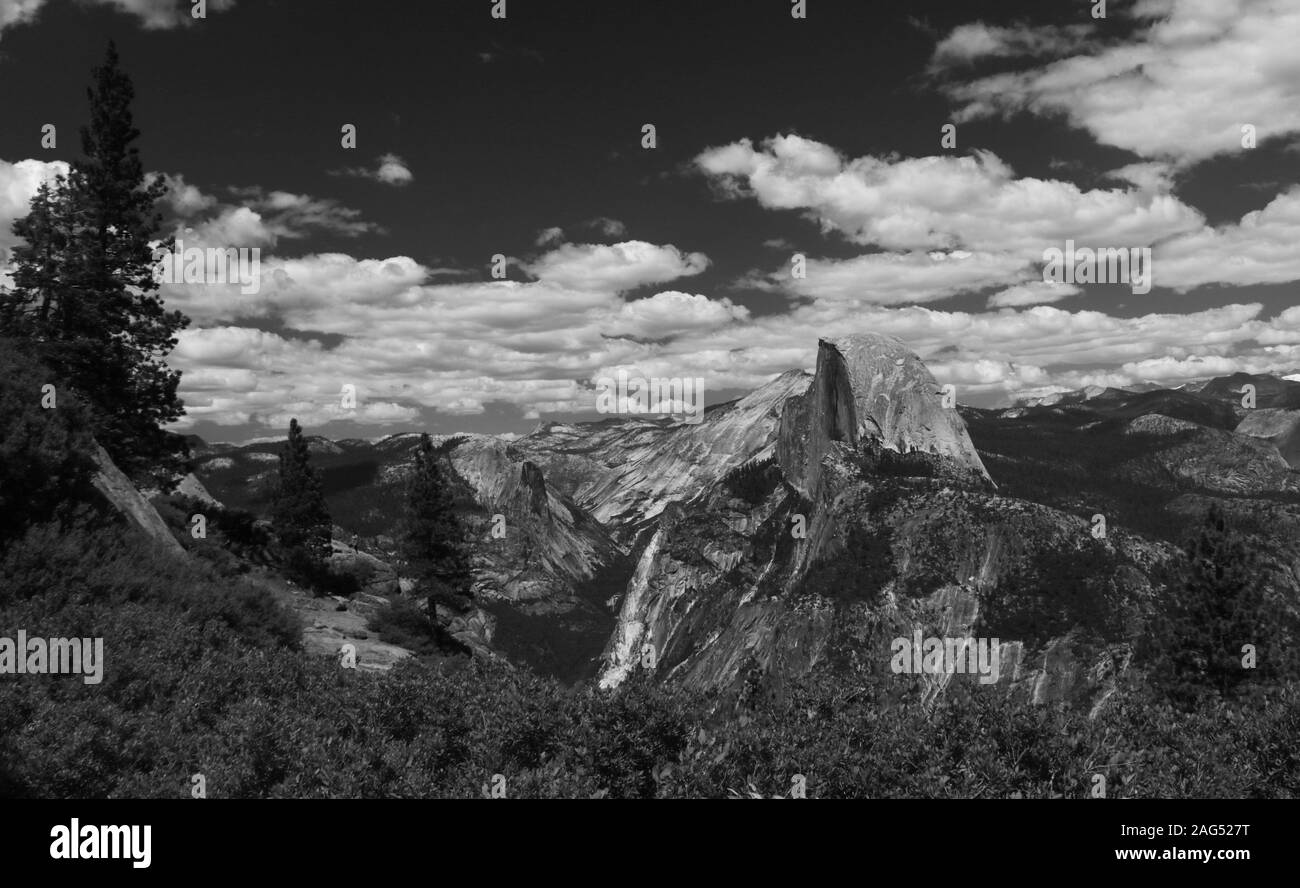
[
  {"x1": 0, "y1": 157, "x2": 68, "y2": 259},
  {"x1": 697, "y1": 134, "x2": 1300, "y2": 299},
  {"x1": 152, "y1": 172, "x2": 218, "y2": 217},
  {"x1": 159, "y1": 253, "x2": 428, "y2": 325},
  {"x1": 164, "y1": 242, "x2": 1293, "y2": 428},
  {"x1": 695, "y1": 135, "x2": 1204, "y2": 257},
  {"x1": 153, "y1": 114, "x2": 1300, "y2": 429},
  {"x1": 160, "y1": 231, "x2": 739, "y2": 428},
  {"x1": 523, "y1": 241, "x2": 709, "y2": 292},
  {"x1": 604, "y1": 291, "x2": 749, "y2": 339},
  {"x1": 331, "y1": 153, "x2": 414, "y2": 187},
  {"x1": 1153, "y1": 187, "x2": 1300, "y2": 290},
  {"x1": 937, "y1": 0, "x2": 1300, "y2": 165}
]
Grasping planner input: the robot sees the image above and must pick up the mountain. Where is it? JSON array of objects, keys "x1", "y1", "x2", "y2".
[
  {"x1": 190, "y1": 335, "x2": 1300, "y2": 705},
  {"x1": 1237, "y1": 409, "x2": 1300, "y2": 469}
]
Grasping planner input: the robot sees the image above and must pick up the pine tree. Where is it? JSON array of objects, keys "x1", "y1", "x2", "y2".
[
  {"x1": 399, "y1": 433, "x2": 473, "y2": 615},
  {"x1": 2, "y1": 42, "x2": 189, "y2": 478},
  {"x1": 271, "y1": 419, "x2": 333, "y2": 575},
  {"x1": 0, "y1": 177, "x2": 75, "y2": 337},
  {"x1": 1149, "y1": 505, "x2": 1275, "y2": 702}
]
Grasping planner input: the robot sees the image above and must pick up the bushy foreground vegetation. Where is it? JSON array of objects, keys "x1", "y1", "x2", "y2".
[{"x1": 0, "y1": 505, "x2": 1297, "y2": 799}]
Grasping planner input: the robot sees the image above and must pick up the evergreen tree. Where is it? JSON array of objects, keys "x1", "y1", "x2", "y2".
[
  {"x1": 271, "y1": 419, "x2": 333, "y2": 575},
  {"x1": 0, "y1": 177, "x2": 75, "y2": 337},
  {"x1": 1, "y1": 42, "x2": 188, "y2": 478},
  {"x1": 399, "y1": 433, "x2": 473, "y2": 614},
  {"x1": 1148, "y1": 505, "x2": 1276, "y2": 702}
]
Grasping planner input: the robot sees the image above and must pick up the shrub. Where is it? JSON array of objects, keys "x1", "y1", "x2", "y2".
[{"x1": 0, "y1": 338, "x2": 98, "y2": 544}]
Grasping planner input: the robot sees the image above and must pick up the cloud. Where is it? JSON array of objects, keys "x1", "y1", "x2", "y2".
[
  {"x1": 159, "y1": 253, "x2": 428, "y2": 325},
  {"x1": 163, "y1": 251, "x2": 1297, "y2": 429},
  {"x1": 152, "y1": 172, "x2": 218, "y2": 217},
  {"x1": 1153, "y1": 187, "x2": 1300, "y2": 290},
  {"x1": 937, "y1": 0, "x2": 1300, "y2": 165},
  {"x1": 220, "y1": 186, "x2": 378, "y2": 241},
  {"x1": 930, "y1": 21, "x2": 1094, "y2": 68},
  {"x1": 697, "y1": 133, "x2": 1300, "y2": 298},
  {"x1": 695, "y1": 136, "x2": 1204, "y2": 257},
  {"x1": 164, "y1": 238, "x2": 1291, "y2": 429},
  {"x1": 986, "y1": 281, "x2": 1081, "y2": 308},
  {"x1": 181, "y1": 206, "x2": 273, "y2": 249},
  {"x1": 0, "y1": 0, "x2": 42, "y2": 32},
  {"x1": 0, "y1": 0, "x2": 236, "y2": 37},
  {"x1": 535, "y1": 226, "x2": 565, "y2": 247},
  {"x1": 754, "y1": 250, "x2": 1033, "y2": 306},
  {"x1": 523, "y1": 241, "x2": 709, "y2": 292},
  {"x1": 584, "y1": 216, "x2": 627, "y2": 238},
  {"x1": 0, "y1": 157, "x2": 67, "y2": 259},
  {"x1": 95, "y1": 0, "x2": 237, "y2": 29},
  {"x1": 604, "y1": 290, "x2": 749, "y2": 339},
  {"x1": 1106, "y1": 162, "x2": 1176, "y2": 194},
  {"x1": 331, "y1": 153, "x2": 414, "y2": 187}
]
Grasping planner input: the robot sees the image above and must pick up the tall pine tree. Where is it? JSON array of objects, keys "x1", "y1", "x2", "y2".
[
  {"x1": 1, "y1": 42, "x2": 188, "y2": 478},
  {"x1": 1148, "y1": 505, "x2": 1278, "y2": 703},
  {"x1": 1, "y1": 177, "x2": 75, "y2": 337},
  {"x1": 271, "y1": 419, "x2": 333, "y2": 577},
  {"x1": 399, "y1": 433, "x2": 473, "y2": 615}
]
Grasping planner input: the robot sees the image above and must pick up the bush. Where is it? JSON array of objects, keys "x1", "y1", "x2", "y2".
[
  {"x1": 0, "y1": 338, "x2": 98, "y2": 544},
  {"x1": 0, "y1": 517, "x2": 301, "y2": 650},
  {"x1": 367, "y1": 595, "x2": 471, "y2": 658}
]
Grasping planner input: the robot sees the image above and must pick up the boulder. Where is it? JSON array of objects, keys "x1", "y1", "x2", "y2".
[
  {"x1": 89, "y1": 444, "x2": 184, "y2": 555},
  {"x1": 328, "y1": 541, "x2": 400, "y2": 595}
]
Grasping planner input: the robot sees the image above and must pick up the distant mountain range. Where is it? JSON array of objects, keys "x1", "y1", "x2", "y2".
[{"x1": 187, "y1": 336, "x2": 1300, "y2": 703}]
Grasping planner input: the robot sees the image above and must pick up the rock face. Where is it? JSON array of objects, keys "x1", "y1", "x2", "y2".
[
  {"x1": 778, "y1": 335, "x2": 990, "y2": 499},
  {"x1": 1123, "y1": 415, "x2": 1300, "y2": 496},
  {"x1": 1237, "y1": 408, "x2": 1300, "y2": 469},
  {"x1": 596, "y1": 336, "x2": 1072, "y2": 697},
  {"x1": 328, "y1": 541, "x2": 403, "y2": 596},
  {"x1": 175, "y1": 472, "x2": 223, "y2": 508},
  {"x1": 89, "y1": 444, "x2": 185, "y2": 555},
  {"x1": 451, "y1": 437, "x2": 623, "y2": 591},
  {"x1": 514, "y1": 369, "x2": 811, "y2": 536}
]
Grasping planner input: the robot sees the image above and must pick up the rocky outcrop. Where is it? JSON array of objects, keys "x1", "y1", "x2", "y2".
[
  {"x1": 777, "y1": 335, "x2": 990, "y2": 500},
  {"x1": 515, "y1": 370, "x2": 811, "y2": 535},
  {"x1": 175, "y1": 472, "x2": 224, "y2": 507},
  {"x1": 448, "y1": 436, "x2": 625, "y2": 598},
  {"x1": 1236, "y1": 408, "x2": 1300, "y2": 469},
  {"x1": 328, "y1": 540, "x2": 403, "y2": 596},
  {"x1": 594, "y1": 328, "x2": 1170, "y2": 697},
  {"x1": 89, "y1": 444, "x2": 184, "y2": 555},
  {"x1": 1122, "y1": 416, "x2": 1300, "y2": 496}
]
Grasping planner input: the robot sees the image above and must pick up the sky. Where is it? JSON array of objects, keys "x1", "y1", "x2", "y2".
[{"x1": 1, "y1": 0, "x2": 1298, "y2": 442}]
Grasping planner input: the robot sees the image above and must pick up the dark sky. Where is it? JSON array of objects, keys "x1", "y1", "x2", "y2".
[{"x1": 1, "y1": 0, "x2": 1297, "y2": 442}]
